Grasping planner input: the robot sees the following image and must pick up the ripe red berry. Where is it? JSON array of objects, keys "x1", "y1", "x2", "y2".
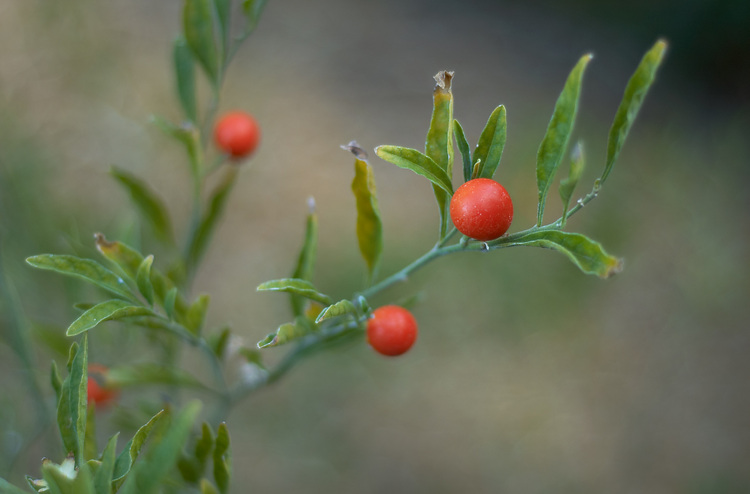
[
  {"x1": 87, "y1": 365, "x2": 118, "y2": 408},
  {"x1": 366, "y1": 305, "x2": 418, "y2": 356},
  {"x1": 449, "y1": 178, "x2": 513, "y2": 241},
  {"x1": 214, "y1": 111, "x2": 261, "y2": 159}
]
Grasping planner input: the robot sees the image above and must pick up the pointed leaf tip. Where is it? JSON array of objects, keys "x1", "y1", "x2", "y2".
[{"x1": 341, "y1": 141, "x2": 368, "y2": 160}]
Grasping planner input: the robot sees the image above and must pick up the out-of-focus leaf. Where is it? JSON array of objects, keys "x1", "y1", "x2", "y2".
[
  {"x1": 195, "y1": 423, "x2": 214, "y2": 471},
  {"x1": 238, "y1": 348, "x2": 266, "y2": 370},
  {"x1": 67, "y1": 300, "x2": 153, "y2": 336},
  {"x1": 91, "y1": 433, "x2": 118, "y2": 494},
  {"x1": 475, "y1": 105, "x2": 507, "y2": 180},
  {"x1": 136, "y1": 255, "x2": 155, "y2": 306},
  {"x1": 164, "y1": 287, "x2": 178, "y2": 321},
  {"x1": 290, "y1": 198, "x2": 318, "y2": 317},
  {"x1": 111, "y1": 168, "x2": 175, "y2": 245},
  {"x1": 602, "y1": 40, "x2": 667, "y2": 184},
  {"x1": 257, "y1": 316, "x2": 315, "y2": 349},
  {"x1": 375, "y1": 146, "x2": 453, "y2": 195},
  {"x1": 26, "y1": 255, "x2": 135, "y2": 302},
  {"x1": 208, "y1": 327, "x2": 231, "y2": 360},
  {"x1": 183, "y1": 0, "x2": 220, "y2": 86},
  {"x1": 149, "y1": 115, "x2": 201, "y2": 178},
  {"x1": 425, "y1": 71, "x2": 454, "y2": 238},
  {"x1": 346, "y1": 144, "x2": 383, "y2": 284},
  {"x1": 257, "y1": 279, "x2": 332, "y2": 305},
  {"x1": 0, "y1": 477, "x2": 30, "y2": 494},
  {"x1": 41, "y1": 458, "x2": 94, "y2": 494},
  {"x1": 213, "y1": 423, "x2": 231, "y2": 494},
  {"x1": 107, "y1": 363, "x2": 208, "y2": 390},
  {"x1": 558, "y1": 142, "x2": 585, "y2": 227},
  {"x1": 112, "y1": 409, "x2": 169, "y2": 483},
  {"x1": 51, "y1": 361, "x2": 63, "y2": 401},
  {"x1": 34, "y1": 323, "x2": 71, "y2": 357},
  {"x1": 201, "y1": 479, "x2": 220, "y2": 494},
  {"x1": 506, "y1": 230, "x2": 622, "y2": 278},
  {"x1": 119, "y1": 401, "x2": 200, "y2": 494},
  {"x1": 185, "y1": 294, "x2": 210, "y2": 336},
  {"x1": 315, "y1": 299, "x2": 356, "y2": 323},
  {"x1": 453, "y1": 119, "x2": 472, "y2": 183},
  {"x1": 173, "y1": 36, "x2": 198, "y2": 123},
  {"x1": 536, "y1": 54, "x2": 592, "y2": 226},
  {"x1": 212, "y1": 0, "x2": 230, "y2": 60},
  {"x1": 242, "y1": 0, "x2": 268, "y2": 34},
  {"x1": 186, "y1": 167, "x2": 238, "y2": 275}
]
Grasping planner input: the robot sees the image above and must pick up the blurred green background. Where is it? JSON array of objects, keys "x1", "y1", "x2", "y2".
[{"x1": 1, "y1": 0, "x2": 749, "y2": 492}]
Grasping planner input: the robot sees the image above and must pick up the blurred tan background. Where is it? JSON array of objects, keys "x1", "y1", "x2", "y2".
[{"x1": 1, "y1": 0, "x2": 749, "y2": 493}]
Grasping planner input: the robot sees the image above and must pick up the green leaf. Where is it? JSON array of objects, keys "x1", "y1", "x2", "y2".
[
  {"x1": 185, "y1": 166, "x2": 238, "y2": 275},
  {"x1": 41, "y1": 458, "x2": 94, "y2": 494},
  {"x1": 56, "y1": 336, "x2": 88, "y2": 466},
  {"x1": 315, "y1": 299, "x2": 356, "y2": 323},
  {"x1": 257, "y1": 316, "x2": 315, "y2": 349},
  {"x1": 26, "y1": 255, "x2": 136, "y2": 302},
  {"x1": 536, "y1": 54, "x2": 592, "y2": 226},
  {"x1": 84, "y1": 404, "x2": 97, "y2": 461},
  {"x1": 110, "y1": 168, "x2": 175, "y2": 245},
  {"x1": 508, "y1": 230, "x2": 623, "y2": 278},
  {"x1": 185, "y1": 294, "x2": 210, "y2": 336},
  {"x1": 107, "y1": 363, "x2": 208, "y2": 390},
  {"x1": 475, "y1": 105, "x2": 507, "y2": 180},
  {"x1": 112, "y1": 409, "x2": 169, "y2": 483},
  {"x1": 453, "y1": 119, "x2": 472, "y2": 183},
  {"x1": 375, "y1": 145, "x2": 453, "y2": 195},
  {"x1": 119, "y1": 402, "x2": 201, "y2": 494},
  {"x1": 195, "y1": 423, "x2": 214, "y2": 471},
  {"x1": 149, "y1": 115, "x2": 202, "y2": 179},
  {"x1": 173, "y1": 36, "x2": 198, "y2": 123},
  {"x1": 51, "y1": 361, "x2": 63, "y2": 402},
  {"x1": 212, "y1": 0, "x2": 230, "y2": 61},
  {"x1": 425, "y1": 71, "x2": 455, "y2": 238},
  {"x1": 67, "y1": 300, "x2": 153, "y2": 336},
  {"x1": 201, "y1": 479, "x2": 220, "y2": 494},
  {"x1": 242, "y1": 0, "x2": 268, "y2": 34},
  {"x1": 602, "y1": 40, "x2": 667, "y2": 184},
  {"x1": 290, "y1": 199, "x2": 318, "y2": 317},
  {"x1": 213, "y1": 423, "x2": 231, "y2": 494},
  {"x1": 136, "y1": 255, "x2": 155, "y2": 306},
  {"x1": 91, "y1": 433, "x2": 118, "y2": 494},
  {"x1": 164, "y1": 287, "x2": 178, "y2": 321},
  {"x1": 183, "y1": 0, "x2": 220, "y2": 86},
  {"x1": 347, "y1": 145, "x2": 383, "y2": 284},
  {"x1": 558, "y1": 142, "x2": 585, "y2": 227},
  {"x1": 207, "y1": 326, "x2": 231, "y2": 360},
  {"x1": 0, "y1": 476, "x2": 32, "y2": 494},
  {"x1": 257, "y1": 278, "x2": 332, "y2": 305}
]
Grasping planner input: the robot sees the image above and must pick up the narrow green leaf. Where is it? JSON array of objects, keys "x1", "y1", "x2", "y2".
[
  {"x1": 289, "y1": 198, "x2": 318, "y2": 317},
  {"x1": 195, "y1": 423, "x2": 214, "y2": 471},
  {"x1": 185, "y1": 294, "x2": 210, "y2": 336},
  {"x1": 425, "y1": 71, "x2": 455, "y2": 238},
  {"x1": 558, "y1": 142, "x2": 585, "y2": 227},
  {"x1": 41, "y1": 459, "x2": 94, "y2": 494},
  {"x1": 164, "y1": 287, "x2": 178, "y2": 321},
  {"x1": 185, "y1": 166, "x2": 238, "y2": 275},
  {"x1": 0, "y1": 477, "x2": 31, "y2": 494},
  {"x1": 51, "y1": 361, "x2": 63, "y2": 402},
  {"x1": 149, "y1": 115, "x2": 202, "y2": 178},
  {"x1": 257, "y1": 316, "x2": 315, "y2": 349},
  {"x1": 212, "y1": 0, "x2": 231, "y2": 61},
  {"x1": 67, "y1": 300, "x2": 153, "y2": 336},
  {"x1": 119, "y1": 402, "x2": 201, "y2": 494},
  {"x1": 315, "y1": 299, "x2": 356, "y2": 323},
  {"x1": 91, "y1": 433, "x2": 118, "y2": 494},
  {"x1": 536, "y1": 54, "x2": 592, "y2": 226},
  {"x1": 257, "y1": 279, "x2": 332, "y2": 305},
  {"x1": 136, "y1": 255, "x2": 155, "y2": 306},
  {"x1": 602, "y1": 40, "x2": 667, "y2": 184},
  {"x1": 242, "y1": 0, "x2": 268, "y2": 34},
  {"x1": 238, "y1": 348, "x2": 266, "y2": 370},
  {"x1": 346, "y1": 144, "x2": 383, "y2": 284},
  {"x1": 375, "y1": 145, "x2": 453, "y2": 195},
  {"x1": 475, "y1": 105, "x2": 507, "y2": 180},
  {"x1": 111, "y1": 168, "x2": 175, "y2": 245},
  {"x1": 508, "y1": 230, "x2": 623, "y2": 278},
  {"x1": 183, "y1": 0, "x2": 220, "y2": 86},
  {"x1": 26, "y1": 255, "x2": 135, "y2": 301},
  {"x1": 173, "y1": 36, "x2": 198, "y2": 123},
  {"x1": 213, "y1": 423, "x2": 231, "y2": 494},
  {"x1": 70, "y1": 334, "x2": 88, "y2": 467},
  {"x1": 453, "y1": 119, "x2": 472, "y2": 183},
  {"x1": 208, "y1": 326, "x2": 231, "y2": 360},
  {"x1": 84, "y1": 404, "x2": 97, "y2": 461},
  {"x1": 112, "y1": 409, "x2": 169, "y2": 482},
  {"x1": 107, "y1": 363, "x2": 208, "y2": 390}
]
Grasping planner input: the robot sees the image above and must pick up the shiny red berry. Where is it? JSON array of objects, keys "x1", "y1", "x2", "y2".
[
  {"x1": 449, "y1": 178, "x2": 513, "y2": 241},
  {"x1": 366, "y1": 305, "x2": 418, "y2": 356},
  {"x1": 214, "y1": 111, "x2": 261, "y2": 159}
]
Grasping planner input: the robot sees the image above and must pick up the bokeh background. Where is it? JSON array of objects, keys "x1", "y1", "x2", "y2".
[{"x1": 1, "y1": 0, "x2": 749, "y2": 492}]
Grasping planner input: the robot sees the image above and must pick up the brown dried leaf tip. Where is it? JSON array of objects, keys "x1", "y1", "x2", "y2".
[
  {"x1": 341, "y1": 140, "x2": 368, "y2": 160},
  {"x1": 433, "y1": 70, "x2": 454, "y2": 91}
]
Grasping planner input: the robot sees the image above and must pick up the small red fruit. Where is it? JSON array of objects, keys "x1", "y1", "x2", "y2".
[
  {"x1": 87, "y1": 365, "x2": 118, "y2": 408},
  {"x1": 449, "y1": 178, "x2": 513, "y2": 241},
  {"x1": 214, "y1": 111, "x2": 261, "y2": 159},
  {"x1": 366, "y1": 305, "x2": 418, "y2": 356}
]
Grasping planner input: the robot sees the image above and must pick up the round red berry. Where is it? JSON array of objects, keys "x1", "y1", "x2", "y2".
[
  {"x1": 366, "y1": 305, "x2": 418, "y2": 356},
  {"x1": 449, "y1": 178, "x2": 513, "y2": 241},
  {"x1": 87, "y1": 365, "x2": 118, "y2": 408},
  {"x1": 214, "y1": 111, "x2": 261, "y2": 159}
]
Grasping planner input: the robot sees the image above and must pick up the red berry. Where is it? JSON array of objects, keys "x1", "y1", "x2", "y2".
[
  {"x1": 87, "y1": 366, "x2": 118, "y2": 408},
  {"x1": 449, "y1": 178, "x2": 513, "y2": 241},
  {"x1": 214, "y1": 111, "x2": 261, "y2": 159},
  {"x1": 366, "y1": 305, "x2": 418, "y2": 356}
]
